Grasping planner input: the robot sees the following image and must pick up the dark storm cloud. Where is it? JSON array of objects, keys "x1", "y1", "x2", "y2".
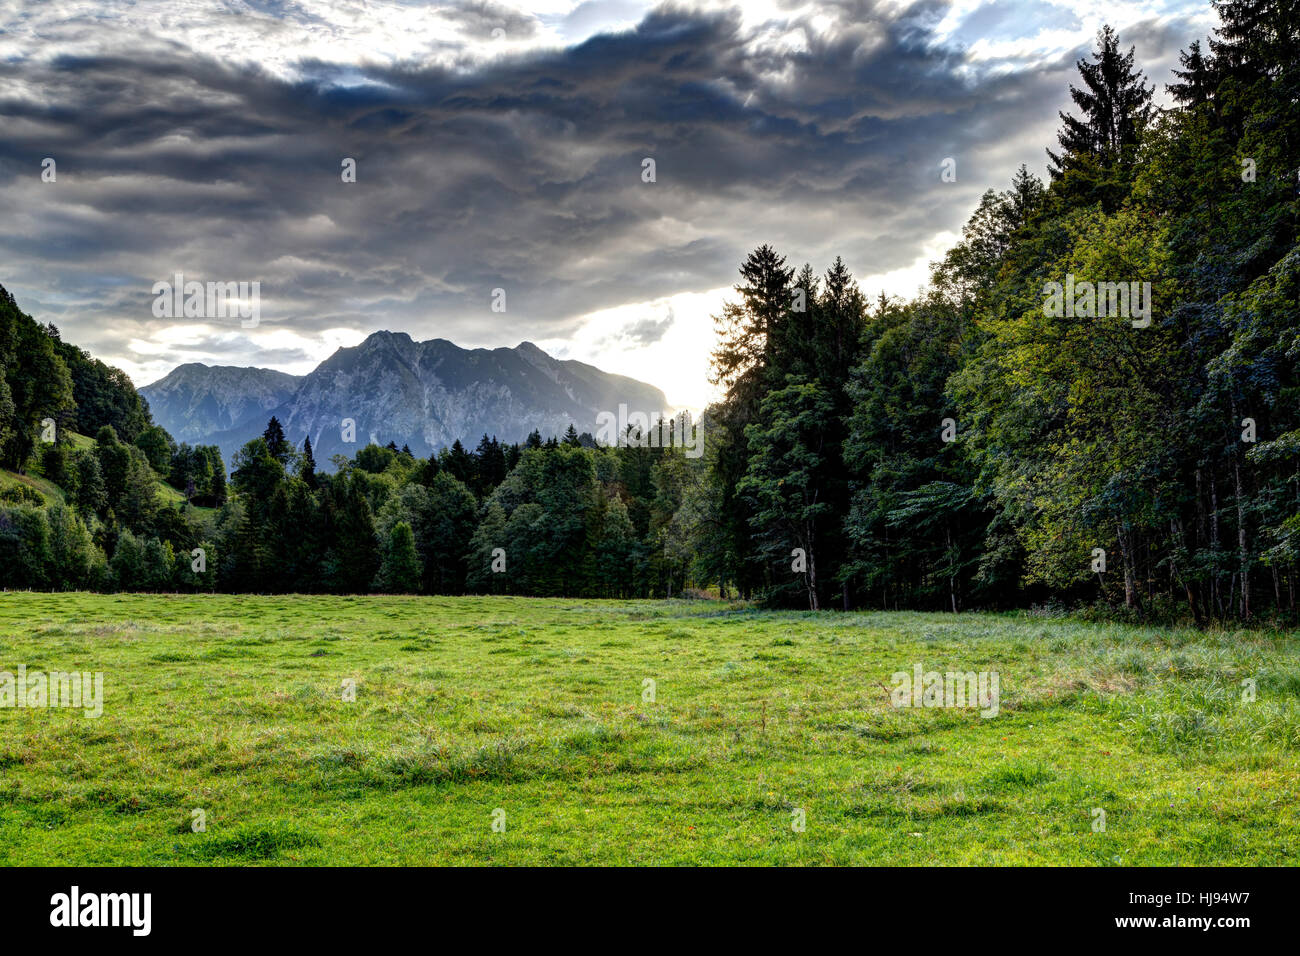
[
  {"x1": 612, "y1": 311, "x2": 675, "y2": 347},
  {"x1": 429, "y1": 0, "x2": 544, "y2": 38},
  {"x1": 0, "y1": 1, "x2": 1208, "y2": 379}
]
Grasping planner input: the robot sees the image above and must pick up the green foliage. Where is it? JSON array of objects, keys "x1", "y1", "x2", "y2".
[
  {"x1": 1046, "y1": 25, "x2": 1153, "y2": 212},
  {"x1": 134, "y1": 424, "x2": 174, "y2": 476},
  {"x1": 262, "y1": 416, "x2": 292, "y2": 465},
  {"x1": 40, "y1": 441, "x2": 70, "y2": 489},
  {"x1": 470, "y1": 445, "x2": 600, "y2": 596},
  {"x1": 318, "y1": 470, "x2": 380, "y2": 593},
  {"x1": 377, "y1": 472, "x2": 477, "y2": 593},
  {"x1": 0, "y1": 289, "x2": 73, "y2": 469},
  {"x1": 0, "y1": 504, "x2": 53, "y2": 586},
  {"x1": 71, "y1": 450, "x2": 107, "y2": 516},
  {"x1": 49, "y1": 332, "x2": 153, "y2": 443},
  {"x1": 844, "y1": 292, "x2": 991, "y2": 610},
  {"x1": 354, "y1": 443, "x2": 395, "y2": 474},
  {"x1": 0, "y1": 502, "x2": 105, "y2": 589},
  {"x1": 707, "y1": 245, "x2": 866, "y2": 604},
  {"x1": 374, "y1": 521, "x2": 422, "y2": 593},
  {"x1": 167, "y1": 442, "x2": 226, "y2": 505},
  {"x1": 739, "y1": 380, "x2": 837, "y2": 608},
  {"x1": 0, "y1": 483, "x2": 45, "y2": 506},
  {"x1": 694, "y1": 12, "x2": 1299, "y2": 623}
]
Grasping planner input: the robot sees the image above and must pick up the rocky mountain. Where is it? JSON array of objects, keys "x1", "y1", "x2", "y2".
[
  {"x1": 141, "y1": 364, "x2": 302, "y2": 446},
  {"x1": 141, "y1": 332, "x2": 670, "y2": 467}
]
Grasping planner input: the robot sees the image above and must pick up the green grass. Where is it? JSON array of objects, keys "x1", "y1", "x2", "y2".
[
  {"x1": 0, "y1": 470, "x2": 64, "y2": 505},
  {"x1": 0, "y1": 594, "x2": 1296, "y2": 865},
  {"x1": 152, "y1": 477, "x2": 217, "y2": 517}
]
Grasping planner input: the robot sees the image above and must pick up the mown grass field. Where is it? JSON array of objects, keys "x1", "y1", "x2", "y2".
[{"x1": 0, "y1": 593, "x2": 1297, "y2": 865}]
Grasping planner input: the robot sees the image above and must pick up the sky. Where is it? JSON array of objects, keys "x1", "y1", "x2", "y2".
[{"x1": 0, "y1": 0, "x2": 1215, "y2": 411}]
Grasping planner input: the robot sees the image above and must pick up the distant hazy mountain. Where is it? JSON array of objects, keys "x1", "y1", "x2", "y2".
[
  {"x1": 140, "y1": 364, "x2": 302, "y2": 445},
  {"x1": 141, "y1": 332, "x2": 669, "y2": 467}
]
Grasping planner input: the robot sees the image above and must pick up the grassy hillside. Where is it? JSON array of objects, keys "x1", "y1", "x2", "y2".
[
  {"x1": 153, "y1": 476, "x2": 215, "y2": 515},
  {"x1": 0, "y1": 595, "x2": 1296, "y2": 865},
  {"x1": 0, "y1": 430, "x2": 92, "y2": 504},
  {"x1": 0, "y1": 468, "x2": 66, "y2": 505},
  {"x1": 2, "y1": 431, "x2": 215, "y2": 517}
]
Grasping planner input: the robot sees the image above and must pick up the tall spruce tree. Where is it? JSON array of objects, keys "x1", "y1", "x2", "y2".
[
  {"x1": 299, "y1": 434, "x2": 318, "y2": 490},
  {"x1": 1167, "y1": 39, "x2": 1217, "y2": 108},
  {"x1": 708, "y1": 245, "x2": 796, "y2": 597},
  {"x1": 1047, "y1": 25, "x2": 1153, "y2": 181},
  {"x1": 262, "y1": 416, "x2": 292, "y2": 465}
]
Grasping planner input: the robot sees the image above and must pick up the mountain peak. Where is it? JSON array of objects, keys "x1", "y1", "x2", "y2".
[
  {"x1": 360, "y1": 329, "x2": 413, "y2": 347},
  {"x1": 140, "y1": 329, "x2": 667, "y2": 469}
]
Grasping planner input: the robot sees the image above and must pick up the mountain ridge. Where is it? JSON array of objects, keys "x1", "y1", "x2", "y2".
[{"x1": 141, "y1": 331, "x2": 670, "y2": 466}]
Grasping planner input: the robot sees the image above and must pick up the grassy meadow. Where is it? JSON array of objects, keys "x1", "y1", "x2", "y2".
[{"x1": 0, "y1": 593, "x2": 1297, "y2": 865}]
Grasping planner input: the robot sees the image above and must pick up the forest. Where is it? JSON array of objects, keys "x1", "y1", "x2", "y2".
[{"x1": 1, "y1": 3, "x2": 1296, "y2": 624}]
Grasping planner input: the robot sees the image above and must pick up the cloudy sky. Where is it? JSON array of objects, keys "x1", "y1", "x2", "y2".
[{"x1": 0, "y1": 0, "x2": 1214, "y2": 410}]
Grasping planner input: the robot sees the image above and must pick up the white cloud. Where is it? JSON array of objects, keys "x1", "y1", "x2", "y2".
[
  {"x1": 866, "y1": 229, "x2": 961, "y2": 301},
  {"x1": 537, "y1": 286, "x2": 730, "y2": 413}
]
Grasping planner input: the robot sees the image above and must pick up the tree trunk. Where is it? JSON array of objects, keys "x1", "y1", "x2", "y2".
[
  {"x1": 946, "y1": 528, "x2": 957, "y2": 613},
  {"x1": 1117, "y1": 520, "x2": 1137, "y2": 609},
  {"x1": 1234, "y1": 459, "x2": 1249, "y2": 620},
  {"x1": 806, "y1": 541, "x2": 819, "y2": 611},
  {"x1": 1173, "y1": 517, "x2": 1203, "y2": 626},
  {"x1": 1211, "y1": 477, "x2": 1223, "y2": 618}
]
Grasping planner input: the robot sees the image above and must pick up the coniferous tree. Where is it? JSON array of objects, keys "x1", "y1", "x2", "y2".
[
  {"x1": 473, "y1": 434, "x2": 507, "y2": 496},
  {"x1": 709, "y1": 244, "x2": 796, "y2": 597},
  {"x1": 444, "y1": 438, "x2": 476, "y2": 489},
  {"x1": 0, "y1": 1, "x2": 1295, "y2": 618},
  {"x1": 73, "y1": 450, "x2": 108, "y2": 517},
  {"x1": 319, "y1": 471, "x2": 380, "y2": 593},
  {"x1": 1046, "y1": 26, "x2": 1153, "y2": 183},
  {"x1": 1167, "y1": 39, "x2": 1217, "y2": 108},
  {"x1": 209, "y1": 453, "x2": 228, "y2": 506},
  {"x1": 262, "y1": 416, "x2": 292, "y2": 465},
  {"x1": 738, "y1": 381, "x2": 837, "y2": 609},
  {"x1": 299, "y1": 434, "x2": 318, "y2": 490}
]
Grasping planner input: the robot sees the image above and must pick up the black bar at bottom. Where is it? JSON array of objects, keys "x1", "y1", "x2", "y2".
[{"x1": 0, "y1": 865, "x2": 1283, "y2": 942}]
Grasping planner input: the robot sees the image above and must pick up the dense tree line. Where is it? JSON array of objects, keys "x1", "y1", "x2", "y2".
[
  {"x1": 699, "y1": 4, "x2": 1299, "y2": 623},
  {"x1": 206, "y1": 418, "x2": 701, "y2": 597},
  {"x1": 2, "y1": 392, "x2": 704, "y2": 596},
  {"x1": 2, "y1": 3, "x2": 1295, "y2": 623}
]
